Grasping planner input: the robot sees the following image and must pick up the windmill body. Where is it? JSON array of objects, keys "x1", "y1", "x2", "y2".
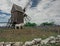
[{"x1": 8, "y1": 4, "x2": 27, "y2": 28}]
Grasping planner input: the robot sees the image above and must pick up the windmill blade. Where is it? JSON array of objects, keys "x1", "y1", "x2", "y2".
[
  {"x1": 23, "y1": 13, "x2": 31, "y2": 21},
  {"x1": 23, "y1": 0, "x2": 31, "y2": 12},
  {"x1": 24, "y1": 17, "x2": 28, "y2": 21},
  {"x1": 26, "y1": 17, "x2": 30, "y2": 21},
  {"x1": 27, "y1": 16, "x2": 31, "y2": 20},
  {"x1": 24, "y1": 17, "x2": 30, "y2": 22},
  {"x1": 26, "y1": 16, "x2": 31, "y2": 21},
  {"x1": 24, "y1": 17, "x2": 29, "y2": 23}
]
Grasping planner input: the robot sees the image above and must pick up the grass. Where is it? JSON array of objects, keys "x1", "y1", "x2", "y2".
[{"x1": 0, "y1": 26, "x2": 60, "y2": 42}]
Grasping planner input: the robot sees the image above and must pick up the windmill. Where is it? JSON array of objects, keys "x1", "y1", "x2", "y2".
[{"x1": 7, "y1": 1, "x2": 31, "y2": 28}]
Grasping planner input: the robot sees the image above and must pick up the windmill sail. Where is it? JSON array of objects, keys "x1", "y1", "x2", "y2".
[
  {"x1": 23, "y1": 0, "x2": 31, "y2": 22},
  {"x1": 23, "y1": 0, "x2": 31, "y2": 12}
]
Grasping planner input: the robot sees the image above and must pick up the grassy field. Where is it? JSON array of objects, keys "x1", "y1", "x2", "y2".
[{"x1": 0, "y1": 26, "x2": 60, "y2": 42}]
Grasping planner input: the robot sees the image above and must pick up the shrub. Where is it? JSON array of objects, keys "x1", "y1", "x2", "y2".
[
  {"x1": 24, "y1": 22, "x2": 37, "y2": 27},
  {"x1": 40, "y1": 22, "x2": 54, "y2": 26}
]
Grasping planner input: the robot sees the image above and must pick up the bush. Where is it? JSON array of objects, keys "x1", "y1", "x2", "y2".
[
  {"x1": 24, "y1": 22, "x2": 37, "y2": 27},
  {"x1": 40, "y1": 22, "x2": 54, "y2": 26}
]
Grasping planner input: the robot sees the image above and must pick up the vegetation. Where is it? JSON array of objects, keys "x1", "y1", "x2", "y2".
[
  {"x1": 40, "y1": 22, "x2": 54, "y2": 26},
  {"x1": 24, "y1": 22, "x2": 37, "y2": 27},
  {"x1": 0, "y1": 26, "x2": 60, "y2": 42}
]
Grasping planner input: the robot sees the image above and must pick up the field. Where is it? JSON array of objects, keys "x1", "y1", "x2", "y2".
[{"x1": 0, "y1": 26, "x2": 60, "y2": 42}]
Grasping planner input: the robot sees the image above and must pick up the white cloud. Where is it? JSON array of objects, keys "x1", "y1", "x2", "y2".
[
  {"x1": 26, "y1": 0, "x2": 60, "y2": 25},
  {"x1": 0, "y1": 14, "x2": 6, "y2": 17}
]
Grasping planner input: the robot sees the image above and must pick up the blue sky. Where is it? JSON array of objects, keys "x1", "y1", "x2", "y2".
[
  {"x1": 31, "y1": 0, "x2": 40, "y2": 7},
  {"x1": 0, "y1": 10, "x2": 10, "y2": 22},
  {"x1": 0, "y1": 0, "x2": 60, "y2": 26}
]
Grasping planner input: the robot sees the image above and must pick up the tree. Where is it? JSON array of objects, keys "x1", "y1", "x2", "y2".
[
  {"x1": 24, "y1": 22, "x2": 37, "y2": 27},
  {"x1": 40, "y1": 22, "x2": 54, "y2": 26}
]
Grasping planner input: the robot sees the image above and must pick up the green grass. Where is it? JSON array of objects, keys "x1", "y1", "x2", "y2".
[{"x1": 0, "y1": 27, "x2": 60, "y2": 42}]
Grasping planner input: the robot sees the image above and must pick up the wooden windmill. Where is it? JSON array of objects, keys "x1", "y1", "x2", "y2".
[{"x1": 7, "y1": 4, "x2": 31, "y2": 28}]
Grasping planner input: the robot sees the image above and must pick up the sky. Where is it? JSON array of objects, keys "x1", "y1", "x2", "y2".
[{"x1": 0, "y1": 0, "x2": 60, "y2": 26}]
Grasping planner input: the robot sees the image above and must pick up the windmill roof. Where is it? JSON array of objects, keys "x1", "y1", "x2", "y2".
[{"x1": 11, "y1": 4, "x2": 24, "y2": 13}]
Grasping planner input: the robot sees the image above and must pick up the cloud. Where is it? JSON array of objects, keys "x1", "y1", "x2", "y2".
[
  {"x1": 0, "y1": 0, "x2": 60, "y2": 26},
  {"x1": 0, "y1": 10, "x2": 10, "y2": 23},
  {"x1": 26, "y1": 0, "x2": 60, "y2": 25},
  {"x1": 0, "y1": 10, "x2": 10, "y2": 15}
]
